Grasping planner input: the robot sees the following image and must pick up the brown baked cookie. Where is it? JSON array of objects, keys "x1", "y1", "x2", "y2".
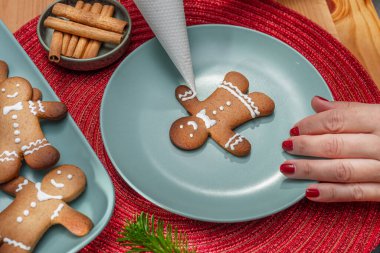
[
  {"x1": 0, "y1": 165, "x2": 93, "y2": 252},
  {"x1": 0, "y1": 60, "x2": 67, "y2": 183},
  {"x1": 170, "y1": 71, "x2": 275, "y2": 157}
]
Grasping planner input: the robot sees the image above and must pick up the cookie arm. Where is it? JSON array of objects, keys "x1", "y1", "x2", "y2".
[
  {"x1": 30, "y1": 101, "x2": 68, "y2": 120},
  {"x1": 52, "y1": 204, "x2": 93, "y2": 237},
  {"x1": 0, "y1": 60, "x2": 9, "y2": 83},
  {"x1": 0, "y1": 176, "x2": 31, "y2": 197},
  {"x1": 211, "y1": 127, "x2": 251, "y2": 157},
  {"x1": 175, "y1": 85, "x2": 202, "y2": 115},
  {"x1": 32, "y1": 88, "x2": 43, "y2": 101}
]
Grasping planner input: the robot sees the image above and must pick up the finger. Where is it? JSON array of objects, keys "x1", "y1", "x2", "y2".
[
  {"x1": 305, "y1": 183, "x2": 380, "y2": 202},
  {"x1": 282, "y1": 134, "x2": 380, "y2": 159},
  {"x1": 311, "y1": 96, "x2": 377, "y2": 113},
  {"x1": 291, "y1": 107, "x2": 375, "y2": 136},
  {"x1": 280, "y1": 159, "x2": 380, "y2": 183}
]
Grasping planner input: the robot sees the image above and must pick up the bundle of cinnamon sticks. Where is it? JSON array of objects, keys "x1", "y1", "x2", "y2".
[{"x1": 44, "y1": 1, "x2": 128, "y2": 63}]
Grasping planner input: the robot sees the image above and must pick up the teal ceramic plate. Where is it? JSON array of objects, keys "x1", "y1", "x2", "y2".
[
  {"x1": 101, "y1": 25, "x2": 332, "y2": 222},
  {"x1": 0, "y1": 21, "x2": 114, "y2": 252}
]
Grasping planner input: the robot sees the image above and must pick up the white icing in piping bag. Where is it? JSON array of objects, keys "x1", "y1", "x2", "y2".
[{"x1": 133, "y1": 0, "x2": 196, "y2": 94}]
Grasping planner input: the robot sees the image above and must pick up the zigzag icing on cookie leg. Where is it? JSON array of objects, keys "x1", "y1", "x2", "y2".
[
  {"x1": 28, "y1": 101, "x2": 37, "y2": 115},
  {"x1": 3, "y1": 237, "x2": 31, "y2": 251},
  {"x1": 0, "y1": 150, "x2": 18, "y2": 162}
]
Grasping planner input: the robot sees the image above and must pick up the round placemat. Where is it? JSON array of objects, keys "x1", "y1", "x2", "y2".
[{"x1": 15, "y1": 0, "x2": 380, "y2": 252}]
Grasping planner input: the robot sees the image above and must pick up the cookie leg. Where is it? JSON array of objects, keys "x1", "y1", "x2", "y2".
[
  {"x1": 22, "y1": 140, "x2": 60, "y2": 170},
  {"x1": 0, "y1": 154, "x2": 21, "y2": 184},
  {"x1": 32, "y1": 88, "x2": 42, "y2": 101},
  {"x1": 223, "y1": 71, "x2": 249, "y2": 94},
  {"x1": 248, "y1": 92, "x2": 275, "y2": 117},
  {"x1": 211, "y1": 128, "x2": 251, "y2": 157}
]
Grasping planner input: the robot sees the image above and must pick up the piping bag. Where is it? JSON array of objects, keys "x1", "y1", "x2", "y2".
[{"x1": 133, "y1": 0, "x2": 196, "y2": 98}]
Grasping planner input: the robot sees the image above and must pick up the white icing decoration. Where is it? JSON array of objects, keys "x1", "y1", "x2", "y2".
[
  {"x1": 51, "y1": 203, "x2": 65, "y2": 220},
  {"x1": 13, "y1": 123, "x2": 19, "y2": 128},
  {"x1": 15, "y1": 179, "x2": 29, "y2": 192},
  {"x1": 37, "y1": 100, "x2": 45, "y2": 112},
  {"x1": 190, "y1": 134, "x2": 194, "y2": 138},
  {"x1": 1, "y1": 88, "x2": 5, "y2": 92},
  {"x1": 7, "y1": 92, "x2": 19, "y2": 98},
  {"x1": 14, "y1": 130, "x2": 20, "y2": 135},
  {"x1": 0, "y1": 150, "x2": 18, "y2": 162},
  {"x1": 180, "y1": 125, "x2": 183, "y2": 129},
  {"x1": 219, "y1": 81, "x2": 260, "y2": 118},
  {"x1": 23, "y1": 210, "x2": 29, "y2": 216},
  {"x1": 35, "y1": 183, "x2": 63, "y2": 202},
  {"x1": 196, "y1": 109, "x2": 216, "y2": 129},
  {"x1": 187, "y1": 121, "x2": 198, "y2": 130},
  {"x1": 15, "y1": 138, "x2": 21, "y2": 144},
  {"x1": 22, "y1": 138, "x2": 51, "y2": 156},
  {"x1": 50, "y1": 179, "x2": 64, "y2": 188},
  {"x1": 57, "y1": 170, "x2": 62, "y2": 175},
  {"x1": 212, "y1": 110, "x2": 217, "y2": 115},
  {"x1": 16, "y1": 84, "x2": 20, "y2": 87},
  {"x1": 3, "y1": 102, "x2": 23, "y2": 115},
  {"x1": 3, "y1": 238, "x2": 31, "y2": 251},
  {"x1": 31, "y1": 202, "x2": 37, "y2": 208},
  {"x1": 28, "y1": 101, "x2": 37, "y2": 115},
  {"x1": 224, "y1": 133, "x2": 245, "y2": 151},
  {"x1": 16, "y1": 217, "x2": 23, "y2": 223},
  {"x1": 178, "y1": 89, "x2": 196, "y2": 101},
  {"x1": 12, "y1": 114, "x2": 17, "y2": 119},
  {"x1": 67, "y1": 174, "x2": 73, "y2": 180},
  {"x1": 219, "y1": 106, "x2": 224, "y2": 111},
  {"x1": 226, "y1": 101, "x2": 232, "y2": 106}
]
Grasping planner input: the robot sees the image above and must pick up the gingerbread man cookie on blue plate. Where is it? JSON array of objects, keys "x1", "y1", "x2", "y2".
[
  {"x1": 170, "y1": 71, "x2": 275, "y2": 157},
  {"x1": 0, "y1": 60, "x2": 67, "y2": 183}
]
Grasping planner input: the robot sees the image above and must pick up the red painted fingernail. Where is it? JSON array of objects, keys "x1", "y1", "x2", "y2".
[
  {"x1": 290, "y1": 127, "x2": 299, "y2": 136},
  {"x1": 280, "y1": 163, "x2": 295, "y2": 174},
  {"x1": 316, "y1": 96, "x2": 329, "y2": 102},
  {"x1": 282, "y1": 140, "x2": 293, "y2": 151},
  {"x1": 306, "y1": 188, "x2": 320, "y2": 198}
]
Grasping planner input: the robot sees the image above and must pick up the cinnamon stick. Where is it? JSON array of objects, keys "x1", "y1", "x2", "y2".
[
  {"x1": 65, "y1": 2, "x2": 92, "y2": 57},
  {"x1": 61, "y1": 0, "x2": 84, "y2": 55},
  {"x1": 49, "y1": 31, "x2": 63, "y2": 63},
  {"x1": 83, "y1": 5, "x2": 115, "y2": 58},
  {"x1": 44, "y1": 17, "x2": 123, "y2": 45},
  {"x1": 73, "y1": 2, "x2": 103, "y2": 58},
  {"x1": 52, "y1": 3, "x2": 127, "y2": 34}
]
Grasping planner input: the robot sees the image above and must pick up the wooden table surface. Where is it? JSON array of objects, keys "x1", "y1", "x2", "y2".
[{"x1": 0, "y1": 0, "x2": 379, "y2": 89}]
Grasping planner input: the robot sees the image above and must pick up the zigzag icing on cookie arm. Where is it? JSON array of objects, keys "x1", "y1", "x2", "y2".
[
  {"x1": 37, "y1": 100, "x2": 45, "y2": 112},
  {"x1": 3, "y1": 237, "x2": 31, "y2": 251},
  {"x1": 21, "y1": 138, "x2": 51, "y2": 156},
  {"x1": 224, "y1": 133, "x2": 245, "y2": 150},
  {"x1": 15, "y1": 179, "x2": 29, "y2": 193},
  {"x1": 28, "y1": 101, "x2": 37, "y2": 115},
  {"x1": 51, "y1": 203, "x2": 65, "y2": 220},
  {"x1": 178, "y1": 89, "x2": 196, "y2": 101},
  {"x1": 219, "y1": 81, "x2": 260, "y2": 118}
]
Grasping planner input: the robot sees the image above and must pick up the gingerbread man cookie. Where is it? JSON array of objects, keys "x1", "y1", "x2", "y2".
[
  {"x1": 0, "y1": 60, "x2": 67, "y2": 183},
  {"x1": 0, "y1": 165, "x2": 93, "y2": 252},
  {"x1": 170, "y1": 71, "x2": 275, "y2": 157}
]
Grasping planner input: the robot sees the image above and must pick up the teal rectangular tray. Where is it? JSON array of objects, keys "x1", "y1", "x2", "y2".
[{"x1": 0, "y1": 21, "x2": 115, "y2": 252}]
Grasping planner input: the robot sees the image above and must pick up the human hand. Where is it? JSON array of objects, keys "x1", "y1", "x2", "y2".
[{"x1": 280, "y1": 96, "x2": 380, "y2": 202}]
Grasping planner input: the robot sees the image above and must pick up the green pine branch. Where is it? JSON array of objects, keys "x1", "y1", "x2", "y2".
[{"x1": 118, "y1": 212, "x2": 196, "y2": 253}]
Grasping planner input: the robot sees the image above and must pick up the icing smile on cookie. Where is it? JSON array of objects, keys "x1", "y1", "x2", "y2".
[{"x1": 50, "y1": 179, "x2": 65, "y2": 189}]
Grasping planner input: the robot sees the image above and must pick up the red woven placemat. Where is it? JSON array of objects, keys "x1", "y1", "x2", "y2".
[{"x1": 15, "y1": 0, "x2": 380, "y2": 252}]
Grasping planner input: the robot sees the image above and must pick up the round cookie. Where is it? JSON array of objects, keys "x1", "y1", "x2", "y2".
[{"x1": 170, "y1": 71, "x2": 275, "y2": 157}]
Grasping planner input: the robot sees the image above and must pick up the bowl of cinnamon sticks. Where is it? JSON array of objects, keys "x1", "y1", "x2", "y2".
[{"x1": 37, "y1": 0, "x2": 131, "y2": 71}]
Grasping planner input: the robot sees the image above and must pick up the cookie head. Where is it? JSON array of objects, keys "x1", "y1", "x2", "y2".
[
  {"x1": 0, "y1": 77, "x2": 33, "y2": 103},
  {"x1": 41, "y1": 165, "x2": 87, "y2": 202},
  {"x1": 170, "y1": 116, "x2": 208, "y2": 150}
]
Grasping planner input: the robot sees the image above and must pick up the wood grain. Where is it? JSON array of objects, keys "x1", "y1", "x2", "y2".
[
  {"x1": 332, "y1": 0, "x2": 380, "y2": 88},
  {"x1": 0, "y1": 0, "x2": 55, "y2": 32},
  {"x1": 277, "y1": 0, "x2": 339, "y2": 38}
]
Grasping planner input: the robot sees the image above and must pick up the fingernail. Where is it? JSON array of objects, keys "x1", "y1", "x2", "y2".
[
  {"x1": 315, "y1": 96, "x2": 329, "y2": 102},
  {"x1": 306, "y1": 188, "x2": 320, "y2": 198},
  {"x1": 280, "y1": 163, "x2": 295, "y2": 174},
  {"x1": 282, "y1": 140, "x2": 293, "y2": 151},
  {"x1": 290, "y1": 126, "x2": 299, "y2": 136}
]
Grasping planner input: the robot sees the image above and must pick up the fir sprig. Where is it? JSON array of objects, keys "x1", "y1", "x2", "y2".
[{"x1": 118, "y1": 212, "x2": 196, "y2": 253}]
